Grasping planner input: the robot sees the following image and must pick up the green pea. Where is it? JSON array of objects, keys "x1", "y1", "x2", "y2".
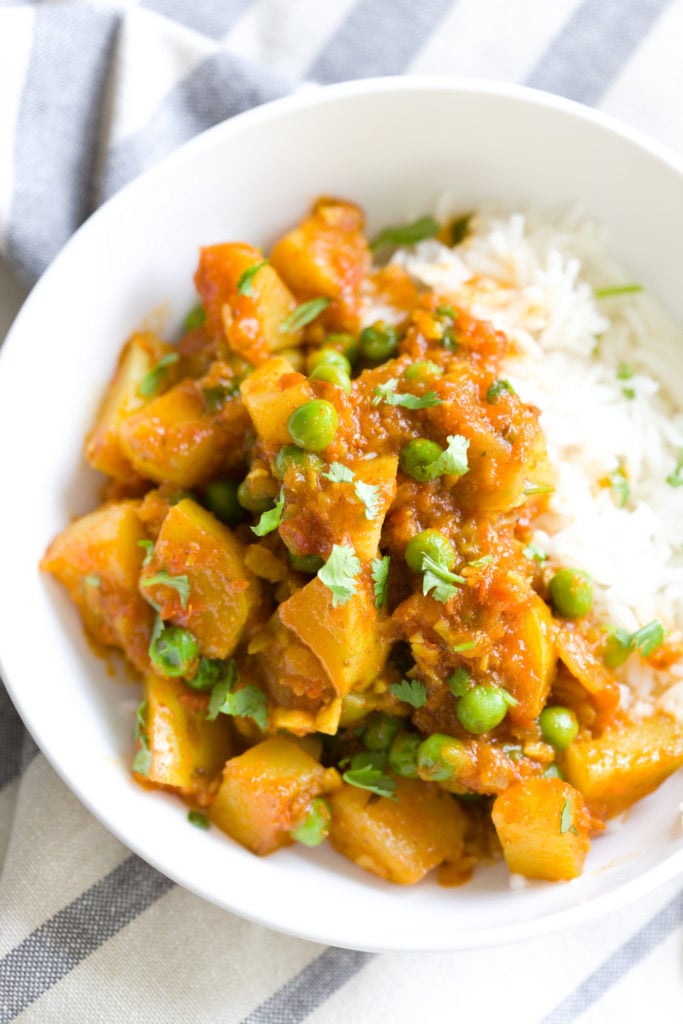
[
  {"x1": 405, "y1": 529, "x2": 456, "y2": 573},
  {"x1": 237, "y1": 478, "x2": 274, "y2": 512},
  {"x1": 541, "y1": 762, "x2": 566, "y2": 780},
  {"x1": 417, "y1": 733, "x2": 469, "y2": 782},
  {"x1": 549, "y1": 568, "x2": 593, "y2": 618},
  {"x1": 289, "y1": 552, "x2": 325, "y2": 574},
  {"x1": 307, "y1": 347, "x2": 352, "y2": 375},
  {"x1": 539, "y1": 706, "x2": 579, "y2": 750},
  {"x1": 388, "y1": 732, "x2": 421, "y2": 778},
  {"x1": 457, "y1": 685, "x2": 511, "y2": 734},
  {"x1": 399, "y1": 438, "x2": 444, "y2": 482},
  {"x1": 363, "y1": 714, "x2": 402, "y2": 752},
  {"x1": 359, "y1": 321, "x2": 399, "y2": 362},
  {"x1": 289, "y1": 797, "x2": 332, "y2": 847},
  {"x1": 203, "y1": 479, "x2": 244, "y2": 525},
  {"x1": 405, "y1": 361, "x2": 443, "y2": 382},
  {"x1": 326, "y1": 332, "x2": 359, "y2": 366},
  {"x1": 287, "y1": 399, "x2": 339, "y2": 451},
  {"x1": 149, "y1": 625, "x2": 199, "y2": 677},
  {"x1": 186, "y1": 656, "x2": 223, "y2": 691},
  {"x1": 309, "y1": 364, "x2": 352, "y2": 393},
  {"x1": 274, "y1": 445, "x2": 323, "y2": 479}
]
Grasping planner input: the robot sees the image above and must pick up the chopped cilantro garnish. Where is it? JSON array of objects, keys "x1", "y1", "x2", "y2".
[
  {"x1": 452, "y1": 640, "x2": 477, "y2": 653},
  {"x1": 666, "y1": 450, "x2": 683, "y2": 487},
  {"x1": 523, "y1": 542, "x2": 547, "y2": 564},
  {"x1": 421, "y1": 554, "x2": 465, "y2": 604},
  {"x1": 486, "y1": 379, "x2": 515, "y2": 404},
  {"x1": 141, "y1": 571, "x2": 191, "y2": 610},
  {"x1": 523, "y1": 482, "x2": 555, "y2": 496},
  {"x1": 467, "y1": 555, "x2": 493, "y2": 569},
  {"x1": 371, "y1": 378, "x2": 442, "y2": 409},
  {"x1": 608, "y1": 465, "x2": 630, "y2": 507},
  {"x1": 206, "y1": 661, "x2": 268, "y2": 731},
  {"x1": 187, "y1": 810, "x2": 210, "y2": 830},
  {"x1": 560, "y1": 797, "x2": 578, "y2": 835},
  {"x1": 449, "y1": 213, "x2": 473, "y2": 246},
  {"x1": 83, "y1": 572, "x2": 100, "y2": 588},
  {"x1": 370, "y1": 215, "x2": 440, "y2": 255},
  {"x1": 354, "y1": 480, "x2": 381, "y2": 520},
  {"x1": 447, "y1": 667, "x2": 470, "y2": 697},
  {"x1": 603, "y1": 620, "x2": 666, "y2": 667},
  {"x1": 617, "y1": 363, "x2": 635, "y2": 380},
  {"x1": 201, "y1": 380, "x2": 238, "y2": 412},
  {"x1": 317, "y1": 543, "x2": 362, "y2": 607},
  {"x1": 371, "y1": 555, "x2": 390, "y2": 609},
  {"x1": 138, "y1": 352, "x2": 179, "y2": 398},
  {"x1": 425, "y1": 434, "x2": 470, "y2": 479},
  {"x1": 595, "y1": 284, "x2": 643, "y2": 298},
  {"x1": 280, "y1": 297, "x2": 330, "y2": 333},
  {"x1": 132, "y1": 700, "x2": 152, "y2": 777},
  {"x1": 622, "y1": 387, "x2": 635, "y2": 400},
  {"x1": 236, "y1": 259, "x2": 268, "y2": 296},
  {"x1": 390, "y1": 678, "x2": 428, "y2": 709},
  {"x1": 184, "y1": 305, "x2": 206, "y2": 332},
  {"x1": 322, "y1": 462, "x2": 355, "y2": 483},
  {"x1": 342, "y1": 766, "x2": 397, "y2": 800},
  {"x1": 251, "y1": 488, "x2": 285, "y2": 537},
  {"x1": 138, "y1": 539, "x2": 154, "y2": 567}
]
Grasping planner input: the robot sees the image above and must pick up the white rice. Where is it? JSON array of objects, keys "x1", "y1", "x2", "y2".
[{"x1": 374, "y1": 209, "x2": 683, "y2": 719}]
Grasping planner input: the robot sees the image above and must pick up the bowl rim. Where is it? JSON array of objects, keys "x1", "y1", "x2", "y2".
[{"x1": 2, "y1": 75, "x2": 683, "y2": 952}]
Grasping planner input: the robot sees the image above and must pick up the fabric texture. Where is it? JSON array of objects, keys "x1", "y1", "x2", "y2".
[{"x1": 1, "y1": 0, "x2": 683, "y2": 1020}]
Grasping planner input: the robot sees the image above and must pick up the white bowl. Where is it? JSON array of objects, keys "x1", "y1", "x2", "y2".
[{"x1": 1, "y1": 78, "x2": 682, "y2": 952}]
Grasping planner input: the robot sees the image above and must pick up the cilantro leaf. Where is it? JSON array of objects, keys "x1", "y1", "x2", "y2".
[
  {"x1": 322, "y1": 462, "x2": 355, "y2": 483},
  {"x1": 631, "y1": 620, "x2": 666, "y2": 657},
  {"x1": 236, "y1": 259, "x2": 268, "y2": 296},
  {"x1": 467, "y1": 555, "x2": 492, "y2": 569},
  {"x1": 447, "y1": 667, "x2": 470, "y2": 697},
  {"x1": 370, "y1": 215, "x2": 440, "y2": 255},
  {"x1": 342, "y1": 766, "x2": 397, "y2": 800},
  {"x1": 251, "y1": 488, "x2": 285, "y2": 537},
  {"x1": 371, "y1": 555, "x2": 390, "y2": 609},
  {"x1": 390, "y1": 678, "x2": 427, "y2": 708},
  {"x1": 449, "y1": 213, "x2": 473, "y2": 246},
  {"x1": 206, "y1": 661, "x2": 268, "y2": 731},
  {"x1": 317, "y1": 543, "x2": 362, "y2": 607},
  {"x1": 523, "y1": 542, "x2": 547, "y2": 564},
  {"x1": 138, "y1": 539, "x2": 154, "y2": 567},
  {"x1": 560, "y1": 797, "x2": 578, "y2": 835},
  {"x1": 523, "y1": 482, "x2": 555, "y2": 496},
  {"x1": 421, "y1": 554, "x2": 465, "y2": 604},
  {"x1": 184, "y1": 305, "x2": 206, "y2": 332},
  {"x1": 452, "y1": 640, "x2": 476, "y2": 653},
  {"x1": 666, "y1": 449, "x2": 683, "y2": 487},
  {"x1": 486, "y1": 379, "x2": 515, "y2": 404},
  {"x1": 354, "y1": 480, "x2": 381, "y2": 520},
  {"x1": 132, "y1": 700, "x2": 152, "y2": 777},
  {"x1": 617, "y1": 363, "x2": 635, "y2": 380},
  {"x1": 603, "y1": 620, "x2": 666, "y2": 667},
  {"x1": 425, "y1": 434, "x2": 470, "y2": 479},
  {"x1": 141, "y1": 571, "x2": 191, "y2": 610},
  {"x1": 187, "y1": 810, "x2": 210, "y2": 830},
  {"x1": 138, "y1": 352, "x2": 179, "y2": 398},
  {"x1": 371, "y1": 378, "x2": 442, "y2": 409},
  {"x1": 595, "y1": 284, "x2": 643, "y2": 298},
  {"x1": 280, "y1": 297, "x2": 331, "y2": 333}
]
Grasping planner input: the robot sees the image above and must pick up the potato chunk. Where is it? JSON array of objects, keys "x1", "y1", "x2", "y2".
[
  {"x1": 140, "y1": 498, "x2": 262, "y2": 659},
  {"x1": 85, "y1": 332, "x2": 173, "y2": 479},
  {"x1": 270, "y1": 197, "x2": 370, "y2": 332},
  {"x1": 492, "y1": 778, "x2": 593, "y2": 881},
  {"x1": 209, "y1": 737, "x2": 341, "y2": 854},
  {"x1": 41, "y1": 501, "x2": 154, "y2": 672},
  {"x1": 496, "y1": 592, "x2": 556, "y2": 724},
  {"x1": 119, "y1": 370, "x2": 249, "y2": 487},
  {"x1": 561, "y1": 715, "x2": 683, "y2": 817},
  {"x1": 194, "y1": 242, "x2": 301, "y2": 363},
  {"x1": 328, "y1": 779, "x2": 468, "y2": 885},
  {"x1": 239, "y1": 356, "x2": 313, "y2": 450},
  {"x1": 136, "y1": 674, "x2": 232, "y2": 803}
]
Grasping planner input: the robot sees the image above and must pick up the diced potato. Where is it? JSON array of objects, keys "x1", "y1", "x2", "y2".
[
  {"x1": 41, "y1": 501, "x2": 154, "y2": 672},
  {"x1": 136, "y1": 673, "x2": 232, "y2": 803},
  {"x1": 85, "y1": 332, "x2": 174, "y2": 479},
  {"x1": 492, "y1": 778, "x2": 593, "y2": 881},
  {"x1": 278, "y1": 576, "x2": 390, "y2": 697},
  {"x1": 239, "y1": 356, "x2": 313, "y2": 450},
  {"x1": 140, "y1": 498, "x2": 262, "y2": 659},
  {"x1": 119, "y1": 371, "x2": 249, "y2": 488},
  {"x1": 555, "y1": 625, "x2": 620, "y2": 724},
  {"x1": 270, "y1": 198, "x2": 370, "y2": 332},
  {"x1": 194, "y1": 243, "x2": 301, "y2": 363},
  {"x1": 561, "y1": 715, "x2": 683, "y2": 817},
  {"x1": 328, "y1": 778, "x2": 468, "y2": 885},
  {"x1": 496, "y1": 592, "x2": 556, "y2": 724},
  {"x1": 209, "y1": 736, "x2": 341, "y2": 855}
]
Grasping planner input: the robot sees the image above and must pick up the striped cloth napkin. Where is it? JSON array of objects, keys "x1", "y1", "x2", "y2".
[{"x1": 1, "y1": 1, "x2": 682, "y2": 1021}]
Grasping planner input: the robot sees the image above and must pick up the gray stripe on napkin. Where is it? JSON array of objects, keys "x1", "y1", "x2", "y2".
[
  {"x1": 0, "y1": 682, "x2": 38, "y2": 791},
  {"x1": 526, "y1": 0, "x2": 673, "y2": 105},
  {"x1": 4, "y1": 6, "x2": 120, "y2": 284},
  {"x1": 241, "y1": 947, "x2": 375, "y2": 1024},
  {"x1": 143, "y1": 0, "x2": 254, "y2": 39},
  {"x1": 0, "y1": 854, "x2": 174, "y2": 1022},
  {"x1": 102, "y1": 50, "x2": 292, "y2": 199},
  {"x1": 307, "y1": 0, "x2": 456, "y2": 82},
  {"x1": 540, "y1": 887, "x2": 683, "y2": 1023}
]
